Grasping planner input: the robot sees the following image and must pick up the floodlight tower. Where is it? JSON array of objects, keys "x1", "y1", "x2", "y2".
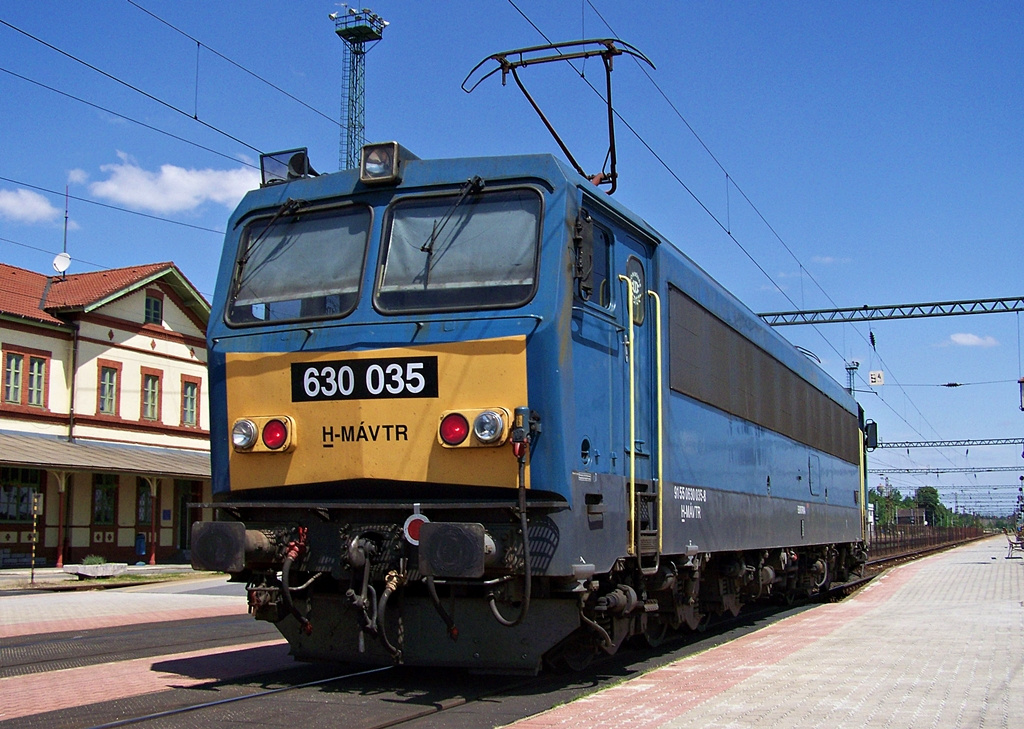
[{"x1": 331, "y1": 5, "x2": 388, "y2": 170}]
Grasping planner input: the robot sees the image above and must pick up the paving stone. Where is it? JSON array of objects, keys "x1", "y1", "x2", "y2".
[{"x1": 503, "y1": 536, "x2": 1023, "y2": 729}]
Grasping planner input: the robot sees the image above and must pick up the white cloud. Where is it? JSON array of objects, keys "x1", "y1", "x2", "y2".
[
  {"x1": 949, "y1": 333, "x2": 999, "y2": 347},
  {"x1": 0, "y1": 188, "x2": 62, "y2": 224},
  {"x1": 88, "y1": 152, "x2": 260, "y2": 214},
  {"x1": 811, "y1": 255, "x2": 852, "y2": 265},
  {"x1": 67, "y1": 169, "x2": 89, "y2": 184}
]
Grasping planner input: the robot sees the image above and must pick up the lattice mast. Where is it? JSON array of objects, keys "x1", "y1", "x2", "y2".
[{"x1": 331, "y1": 6, "x2": 387, "y2": 170}]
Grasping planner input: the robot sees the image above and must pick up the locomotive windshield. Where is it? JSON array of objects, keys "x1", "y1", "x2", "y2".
[
  {"x1": 375, "y1": 187, "x2": 541, "y2": 312},
  {"x1": 228, "y1": 204, "x2": 371, "y2": 324}
]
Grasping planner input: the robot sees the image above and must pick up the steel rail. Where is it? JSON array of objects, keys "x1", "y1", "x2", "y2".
[{"x1": 85, "y1": 666, "x2": 393, "y2": 729}]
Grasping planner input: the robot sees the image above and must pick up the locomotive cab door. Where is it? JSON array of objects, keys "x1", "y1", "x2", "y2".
[
  {"x1": 573, "y1": 204, "x2": 662, "y2": 573},
  {"x1": 617, "y1": 242, "x2": 662, "y2": 573}
]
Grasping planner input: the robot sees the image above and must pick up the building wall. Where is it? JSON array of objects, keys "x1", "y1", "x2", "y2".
[
  {"x1": 1, "y1": 274, "x2": 212, "y2": 567},
  {"x1": 71, "y1": 286, "x2": 210, "y2": 446},
  {"x1": 0, "y1": 322, "x2": 72, "y2": 437}
]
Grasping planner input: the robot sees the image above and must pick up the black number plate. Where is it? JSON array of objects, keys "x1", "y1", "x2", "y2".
[{"x1": 291, "y1": 356, "x2": 439, "y2": 401}]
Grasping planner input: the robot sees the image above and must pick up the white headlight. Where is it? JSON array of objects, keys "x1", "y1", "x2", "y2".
[
  {"x1": 232, "y1": 420, "x2": 258, "y2": 449},
  {"x1": 473, "y1": 410, "x2": 504, "y2": 443},
  {"x1": 360, "y1": 142, "x2": 400, "y2": 184}
]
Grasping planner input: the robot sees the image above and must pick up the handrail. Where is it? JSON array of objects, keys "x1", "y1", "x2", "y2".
[
  {"x1": 647, "y1": 289, "x2": 664, "y2": 554},
  {"x1": 618, "y1": 274, "x2": 636, "y2": 555}
]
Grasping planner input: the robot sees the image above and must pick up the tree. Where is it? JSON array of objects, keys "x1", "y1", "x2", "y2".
[{"x1": 915, "y1": 486, "x2": 942, "y2": 526}]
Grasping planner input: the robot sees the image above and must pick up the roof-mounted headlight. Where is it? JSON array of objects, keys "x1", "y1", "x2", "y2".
[
  {"x1": 259, "y1": 148, "x2": 318, "y2": 187},
  {"x1": 360, "y1": 141, "x2": 402, "y2": 185}
]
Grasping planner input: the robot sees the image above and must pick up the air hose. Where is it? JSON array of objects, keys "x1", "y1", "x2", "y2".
[
  {"x1": 425, "y1": 575, "x2": 459, "y2": 640},
  {"x1": 378, "y1": 569, "x2": 407, "y2": 661},
  {"x1": 488, "y1": 448, "x2": 532, "y2": 627},
  {"x1": 280, "y1": 527, "x2": 312, "y2": 635}
]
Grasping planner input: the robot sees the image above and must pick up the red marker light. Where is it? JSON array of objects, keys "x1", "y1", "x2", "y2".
[
  {"x1": 439, "y1": 413, "x2": 470, "y2": 446},
  {"x1": 262, "y1": 419, "x2": 288, "y2": 449},
  {"x1": 403, "y1": 513, "x2": 429, "y2": 545}
]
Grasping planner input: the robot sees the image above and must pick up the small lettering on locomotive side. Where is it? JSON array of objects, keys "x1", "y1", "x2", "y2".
[
  {"x1": 674, "y1": 485, "x2": 707, "y2": 522},
  {"x1": 322, "y1": 423, "x2": 410, "y2": 447},
  {"x1": 680, "y1": 504, "x2": 703, "y2": 521},
  {"x1": 673, "y1": 485, "x2": 707, "y2": 503}
]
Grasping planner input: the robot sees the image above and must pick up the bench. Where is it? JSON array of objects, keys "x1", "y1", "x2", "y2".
[{"x1": 1005, "y1": 530, "x2": 1024, "y2": 559}]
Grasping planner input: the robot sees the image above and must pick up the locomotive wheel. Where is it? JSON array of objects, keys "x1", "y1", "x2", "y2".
[
  {"x1": 642, "y1": 615, "x2": 670, "y2": 647},
  {"x1": 550, "y1": 632, "x2": 598, "y2": 672}
]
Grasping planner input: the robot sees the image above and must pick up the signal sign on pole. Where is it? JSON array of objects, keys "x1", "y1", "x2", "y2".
[
  {"x1": 869, "y1": 370, "x2": 885, "y2": 386},
  {"x1": 30, "y1": 491, "x2": 42, "y2": 585}
]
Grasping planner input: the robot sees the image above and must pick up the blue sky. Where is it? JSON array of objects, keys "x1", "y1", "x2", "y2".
[{"x1": 1, "y1": 2, "x2": 1022, "y2": 515}]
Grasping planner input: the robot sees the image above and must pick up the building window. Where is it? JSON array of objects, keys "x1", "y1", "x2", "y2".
[
  {"x1": 92, "y1": 474, "x2": 117, "y2": 526},
  {"x1": 0, "y1": 468, "x2": 42, "y2": 523},
  {"x1": 142, "y1": 371, "x2": 161, "y2": 421},
  {"x1": 4, "y1": 353, "x2": 22, "y2": 404},
  {"x1": 145, "y1": 293, "x2": 163, "y2": 325},
  {"x1": 2, "y1": 347, "x2": 49, "y2": 409},
  {"x1": 97, "y1": 360, "x2": 121, "y2": 417},
  {"x1": 137, "y1": 478, "x2": 153, "y2": 526},
  {"x1": 27, "y1": 356, "x2": 45, "y2": 407},
  {"x1": 181, "y1": 377, "x2": 200, "y2": 427}
]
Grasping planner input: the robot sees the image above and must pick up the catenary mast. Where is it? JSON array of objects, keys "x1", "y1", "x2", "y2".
[{"x1": 331, "y1": 6, "x2": 388, "y2": 170}]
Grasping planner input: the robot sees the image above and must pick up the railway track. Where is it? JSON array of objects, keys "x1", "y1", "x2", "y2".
[
  {"x1": 84, "y1": 666, "x2": 395, "y2": 729},
  {"x1": 0, "y1": 614, "x2": 279, "y2": 680},
  {"x1": 68, "y1": 662, "x2": 554, "y2": 729},
  {"x1": 4, "y1": 536, "x2": 982, "y2": 729}
]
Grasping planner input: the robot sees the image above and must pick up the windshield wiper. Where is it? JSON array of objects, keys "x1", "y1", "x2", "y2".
[
  {"x1": 420, "y1": 176, "x2": 485, "y2": 254},
  {"x1": 239, "y1": 198, "x2": 308, "y2": 267},
  {"x1": 233, "y1": 198, "x2": 309, "y2": 298}
]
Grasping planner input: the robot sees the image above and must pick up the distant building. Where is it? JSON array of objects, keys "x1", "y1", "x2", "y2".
[
  {"x1": 0, "y1": 261, "x2": 212, "y2": 567},
  {"x1": 896, "y1": 508, "x2": 928, "y2": 526}
]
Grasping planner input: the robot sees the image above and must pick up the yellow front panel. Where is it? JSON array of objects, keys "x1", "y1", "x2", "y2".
[{"x1": 225, "y1": 336, "x2": 528, "y2": 491}]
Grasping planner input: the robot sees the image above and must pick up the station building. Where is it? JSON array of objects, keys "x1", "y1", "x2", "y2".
[{"x1": 0, "y1": 261, "x2": 212, "y2": 567}]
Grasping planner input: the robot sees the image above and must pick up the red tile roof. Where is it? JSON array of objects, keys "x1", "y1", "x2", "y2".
[
  {"x1": 0, "y1": 263, "x2": 62, "y2": 325},
  {"x1": 43, "y1": 262, "x2": 173, "y2": 311},
  {"x1": 0, "y1": 261, "x2": 178, "y2": 325}
]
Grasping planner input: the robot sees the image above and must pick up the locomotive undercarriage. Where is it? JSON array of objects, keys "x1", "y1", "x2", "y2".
[{"x1": 193, "y1": 504, "x2": 867, "y2": 674}]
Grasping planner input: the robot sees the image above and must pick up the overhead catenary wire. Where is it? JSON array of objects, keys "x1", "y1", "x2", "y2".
[
  {"x1": 0, "y1": 67, "x2": 258, "y2": 170},
  {"x1": 506, "y1": 0, "x2": 945, "y2": 449},
  {"x1": 579, "y1": 2, "x2": 949, "y2": 446},
  {"x1": 502, "y1": 6, "x2": 974, "y2": 495},
  {"x1": 0, "y1": 235, "x2": 216, "y2": 301},
  {"x1": 124, "y1": 0, "x2": 340, "y2": 129},
  {"x1": 0, "y1": 17, "x2": 262, "y2": 155},
  {"x1": 1, "y1": 235, "x2": 108, "y2": 271},
  {"x1": 0, "y1": 175, "x2": 226, "y2": 235}
]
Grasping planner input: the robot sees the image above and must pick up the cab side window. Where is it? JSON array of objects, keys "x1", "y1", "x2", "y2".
[{"x1": 592, "y1": 226, "x2": 612, "y2": 308}]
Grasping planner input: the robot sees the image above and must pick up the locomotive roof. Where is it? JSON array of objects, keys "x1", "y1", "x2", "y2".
[{"x1": 227, "y1": 148, "x2": 856, "y2": 415}]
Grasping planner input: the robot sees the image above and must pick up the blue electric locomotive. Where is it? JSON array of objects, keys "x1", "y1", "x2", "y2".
[{"x1": 192, "y1": 140, "x2": 868, "y2": 673}]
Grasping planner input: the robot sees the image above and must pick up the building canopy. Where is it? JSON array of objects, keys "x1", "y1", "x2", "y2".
[{"x1": 0, "y1": 432, "x2": 209, "y2": 480}]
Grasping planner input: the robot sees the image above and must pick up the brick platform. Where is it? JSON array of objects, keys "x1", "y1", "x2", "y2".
[
  {"x1": 0, "y1": 639, "x2": 290, "y2": 721},
  {"x1": 504, "y1": 536, "x2": 1023, "y2": 728},
  {"x1": 0, "y1": 574, "x2": 290, "y2": 722},
  {"x1": 0, "y1": 579, "x2": 248, "y2": 639}
]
